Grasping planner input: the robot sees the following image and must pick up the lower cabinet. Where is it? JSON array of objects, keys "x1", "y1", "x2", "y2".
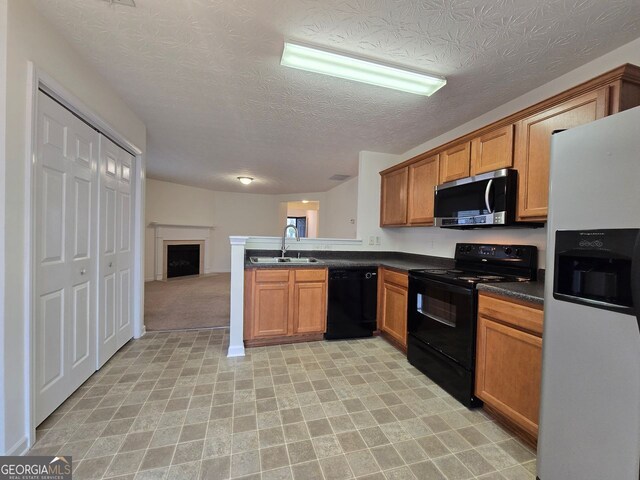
[
  {"x1": 378, "y1": 268, "x2": 409, "y2": 350},
  {"x1": 245, "y1": 268, "x2": 327, "y2": 346},
  {"x1": 475, "y1": 292, "x2": 544, "y2": 444}
]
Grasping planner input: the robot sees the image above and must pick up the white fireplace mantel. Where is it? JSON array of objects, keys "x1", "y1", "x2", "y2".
[
  {"x1": 148, "y1": 222, "x2": 216, "y2": 229},
  {"x1": 151, "y1": 222, "x2": 215, "y2": 280}
]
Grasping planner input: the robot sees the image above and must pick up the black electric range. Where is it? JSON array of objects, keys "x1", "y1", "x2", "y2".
[{"x1": 407, "y1": 243, "x2": 537, "y2": 408}]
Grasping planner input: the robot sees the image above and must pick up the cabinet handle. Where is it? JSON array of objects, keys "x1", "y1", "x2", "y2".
[{"x1": 80, "y1": 269, "x2": 86, "y2": 275}]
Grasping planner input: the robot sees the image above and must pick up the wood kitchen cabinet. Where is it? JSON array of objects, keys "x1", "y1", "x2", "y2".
[
  {"x1": 292, "y1": 270, "x2": 327, "y2": 334},
  {"x1": 378, "y1": 268, "x2": 409, "y2": 351},
  {"x1": 380, "y1": 167, "x2": 408, "y2": 226},
  {"x1": 407, "y1": 154, "x2": 439, "y2": 225},
  {"x1": 475, "y1": 292, "x2": 544, "y2": 445},
  {"x1": 514, "y1": 88, "x2": 609, "y2": 221},
  {"x1": 439, "y1": 141, "x2": 471, "y2": 184},
  {"x1": 471, "y1": 124, "x2": 515, "y2": 175},
  {"x1": 378, "y1": 64, "x2": 640, "y2": 228},
  {"x1": 244, "y1": 268, "x2": 327, "y2": 346}
]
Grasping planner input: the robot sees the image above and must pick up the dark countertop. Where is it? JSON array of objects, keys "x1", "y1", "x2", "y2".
[
  {"x1": 476, "y1": 280, "x2": 545, "y2": 306},
  {"x1": 244, "y1": 250, "x2": 454, "y2": 273}
]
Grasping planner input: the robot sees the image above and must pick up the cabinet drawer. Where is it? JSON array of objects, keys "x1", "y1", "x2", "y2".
[
  {"x1": 294, "y1": 269, "x2": 326, "y2": 283},
  {"x1": 255, "y1": 269, "x2": 290, "y2": 283},
  {"x1": 382, "y1": 269, "x2": 408, "y2": 288},
  {"x1": 478, "y1": 293, "x2": 543, "y2": 336}
]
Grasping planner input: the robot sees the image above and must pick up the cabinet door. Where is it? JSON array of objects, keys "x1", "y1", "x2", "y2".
[
  {"x1": 292, "y1": 281, "x2": 327, "y2": 335},
  {"x1": 439, "y1": 142, "x2": 471, "y2": 184},
  {"x1": 253, "y1": 282, "x2": 290, "y2": 338},
  {"x1": 476, "y1": 315, "x2": 542, "y2": 438},
  {"x1": 515, "y1": 88, "x2": 609, "y2": 220},
  {"x1": 407, "y1": 154, "x2": 439, "y2": 225},
  {"x1": 380, "y1": 167, "x2": 408, "y2": 226},
  {"x1": 380, "y1": 281, "x2": 408, "y2": 348},
  {"x1": 471, "y1": 124, "x2": 514, "y2": 175}
]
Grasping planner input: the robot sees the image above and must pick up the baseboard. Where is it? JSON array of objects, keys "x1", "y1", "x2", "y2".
[
  {"x1": 227, "y1": 345, "x2": 245, "y2": 358},
  {"x1": 145, "y1": 277, "x2": 155, "y2": 282},
  {"x1": 5, "y1": 436, "x2": 29, "y2": 456}
]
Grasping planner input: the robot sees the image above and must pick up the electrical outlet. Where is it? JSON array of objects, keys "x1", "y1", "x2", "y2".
[
  {"x1": 368, "y1": 236, "x2": 375, "y2": 245},
  {"x1": 375, "y1": 236, "x2": 381, "y2": 245}
]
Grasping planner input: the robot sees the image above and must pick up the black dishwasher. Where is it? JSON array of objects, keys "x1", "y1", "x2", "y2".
[{"x1": 325, "y1": 267, "x2": 378, "y2": 340}]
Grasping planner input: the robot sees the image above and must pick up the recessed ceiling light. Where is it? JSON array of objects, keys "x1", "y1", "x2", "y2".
[
  {"x1": 301, "y1": 200, "x2": 310, "y2": 204},
  {"x1": 281, "y1": 42, "x2": 446, "y2": 96},
  {"x1": 237, "y1": 176, "x2": 254, "y2": 185}
]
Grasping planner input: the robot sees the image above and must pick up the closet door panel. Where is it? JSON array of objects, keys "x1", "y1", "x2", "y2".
[{"x1": 34, "y1": 92, "x2": 98, "y2": 425}]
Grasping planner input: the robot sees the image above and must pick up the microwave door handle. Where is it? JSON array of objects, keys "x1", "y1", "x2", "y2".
[
  {"x1": 484, "y1": 179, "x2": 494, "y2": 214},
  {"x1": 632, "y1": 230, "x2": 640, "y2": 334}
]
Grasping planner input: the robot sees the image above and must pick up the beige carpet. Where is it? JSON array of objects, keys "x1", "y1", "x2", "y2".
[{"x1": 144, "y1": 273, "x2": 230, "y2": 331}]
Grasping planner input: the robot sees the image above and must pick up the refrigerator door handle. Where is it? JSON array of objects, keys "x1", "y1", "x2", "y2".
[{"x1": 632, "y1": 230, "x2": 640, "y2": 334}]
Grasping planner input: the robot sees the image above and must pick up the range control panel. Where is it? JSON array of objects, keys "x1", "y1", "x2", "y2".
[{"x1": 456, "y1": 243, "x2": 537, "y2": 265}]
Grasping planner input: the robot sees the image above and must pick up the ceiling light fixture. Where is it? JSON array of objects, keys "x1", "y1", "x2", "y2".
[
  {"x1": 237, "y1": 176, "x2": 254, "y2": 185},
  {"x1": 100, "y1": 0, "x2": 136, "y2": 6},
  {"x1": 281, "y1": 42, "x2": 446, "y2": 96},
  {"x1": 301, "y1": 200, "x2": 310, "y2": 204}
]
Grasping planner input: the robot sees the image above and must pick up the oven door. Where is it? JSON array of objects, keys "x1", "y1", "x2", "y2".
[{"x1": 408, "y1": 275, "x2": 476, "y2": 369}]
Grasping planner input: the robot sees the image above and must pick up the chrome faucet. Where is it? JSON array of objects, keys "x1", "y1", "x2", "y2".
[{"x1": 281, "y1": 224, "x2": 300, "y2": 258}]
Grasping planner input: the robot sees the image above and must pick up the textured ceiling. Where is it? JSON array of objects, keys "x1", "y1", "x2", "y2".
[{"x1": 33, "y1": 0, "x2": 640, "y2": 194}]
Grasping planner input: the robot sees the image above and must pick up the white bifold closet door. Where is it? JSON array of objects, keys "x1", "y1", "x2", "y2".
[
  {"x1": 97, "y1": 135, "x2": 135, "y2": 367},
  {"x1": 34, "y1": 92, "x2": 99, "y2": 424},
  {"x1": 34, "y1": 91, "x2": 136, "y2": 426}
]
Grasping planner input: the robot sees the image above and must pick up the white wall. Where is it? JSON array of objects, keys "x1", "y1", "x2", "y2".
[
  {"x1": 145, "y1": 179, "x2": 216, "y2": 280},
  {"x1": 0, "y1": 0, "x2": 7, "y2": 457},
  {"x1": 357, "y1": 36, "x2": 640, "y2": 267},
  {"x1": 144, "y1": 179, "x2": 282, "y2": 278},
  {"x1": 322, "y1": 177, "x2": 358, "y2": 239},
  {"x1": 3, "y1": 0, "x2": 146, "y2": 454},
  {"x1": 144, "y1": 179, "x2": 362, "y2": 277},
  {"x1": 356, "y1": 152, "x2": 399, "y2": 250},
  {"x1": 210, "y1": 191, "x2": 281, "y2": 271}
]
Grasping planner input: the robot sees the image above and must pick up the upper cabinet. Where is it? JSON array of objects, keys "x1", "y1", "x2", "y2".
[
  {"x1": 380, "y1": 167, "x2": 408, "y2": 226},
  {"x1": 514, "y1": 89, "x2": 608, "y2": 221},
  {"x1": 439, "y1": 142, "x2": 471, "y2": 184},
  {"x1": 379, "y1": 64, "x2": 640, "y2": 228},
  {"x1": 471, "y1": 124, "x2": 515, "y2": 176},
  {"x1": 407, "y1": 154, "x2": 439, "y2": 225}
]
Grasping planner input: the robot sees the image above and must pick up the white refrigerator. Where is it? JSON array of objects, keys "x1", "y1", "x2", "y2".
[{"x1": 537, "y1": 106, "x2": 640, "y2": 479}]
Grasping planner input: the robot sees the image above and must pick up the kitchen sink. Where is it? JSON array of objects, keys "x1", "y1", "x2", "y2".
[{"x1": 249, "y1": 257, "x2": 321, "y2": 264}]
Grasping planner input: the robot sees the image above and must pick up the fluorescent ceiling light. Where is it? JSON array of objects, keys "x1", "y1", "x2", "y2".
[
  {"x1": 237, "y1": 176, "x2": 254, "y2": 185},
  {"x1": 281, "y1": 42, "x2": 446, "y2": 96}
]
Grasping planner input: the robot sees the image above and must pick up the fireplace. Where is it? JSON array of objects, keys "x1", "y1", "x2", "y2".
[
  {"x1": 162, "y1": 239, "x2": 205, "y2": 280},
  {"x1": 152, "y1": 224, "x2": 212, "y2": 281},
  {"x1": 166, "y1": 244, "x2": 200, "y2": 278}
]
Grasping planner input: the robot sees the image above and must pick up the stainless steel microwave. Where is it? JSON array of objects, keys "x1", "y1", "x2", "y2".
[{"x1": 434, "y1": 169, "x2": 541, "y2": 228}]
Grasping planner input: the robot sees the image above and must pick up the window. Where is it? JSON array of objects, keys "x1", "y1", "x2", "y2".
[{"x1": 287, "y1": 217, "x2": 307, "y2": 237}]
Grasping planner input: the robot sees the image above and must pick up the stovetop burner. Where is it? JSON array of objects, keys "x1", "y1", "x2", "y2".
[{"x1": 410, "y1": 243, "x2": 537, "y2": 287}]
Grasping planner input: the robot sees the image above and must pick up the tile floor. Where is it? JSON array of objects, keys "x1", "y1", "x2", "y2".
[{"x1": 29, "y1": 329, "x2": 537, "y2": 480}]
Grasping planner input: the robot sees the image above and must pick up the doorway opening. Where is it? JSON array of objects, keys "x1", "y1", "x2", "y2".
[{"x1": 283, "y1": 200, "x2": 320, "y2": 237}]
